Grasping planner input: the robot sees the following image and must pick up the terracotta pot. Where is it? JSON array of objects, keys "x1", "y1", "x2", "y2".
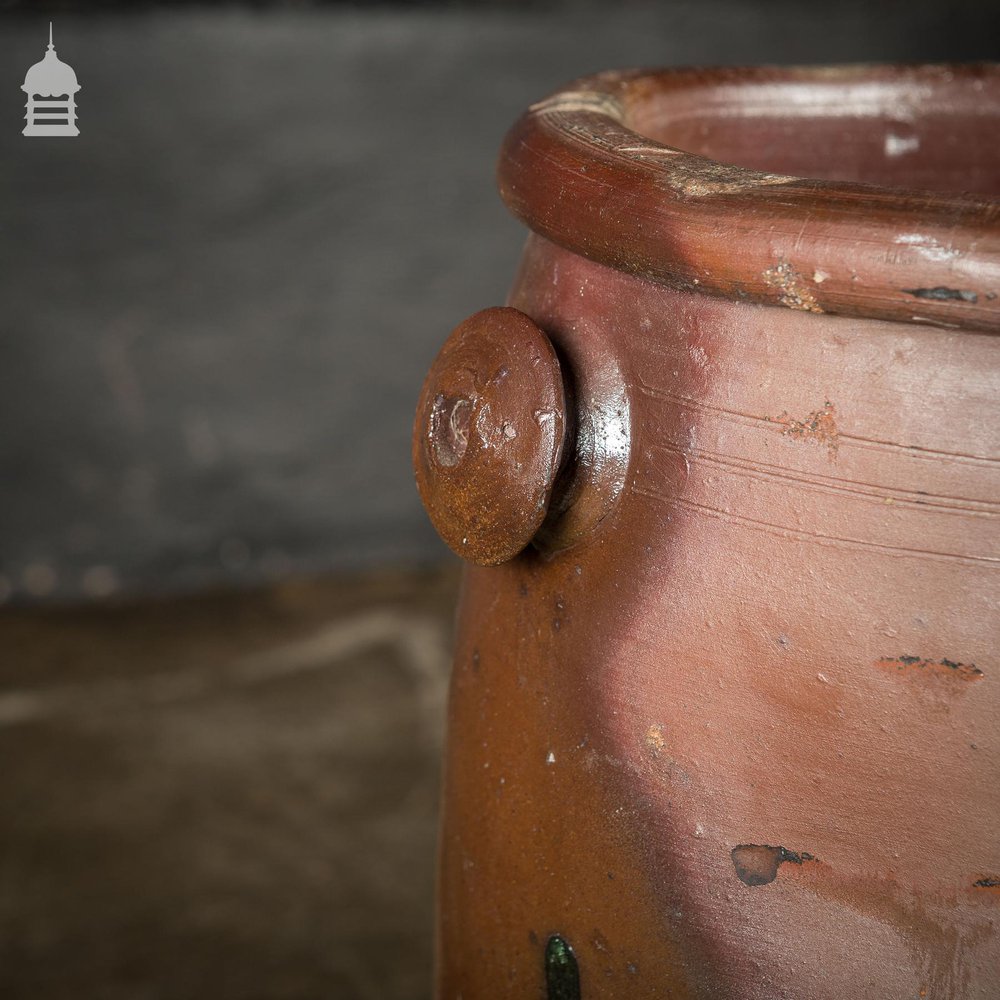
[{"x1": 413, "y1": 65, "x2": 1000, "y2": 999}]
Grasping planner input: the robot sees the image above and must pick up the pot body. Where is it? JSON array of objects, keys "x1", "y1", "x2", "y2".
[{"x1": 435, "y1": 235, "x2": 1000, "y2": 998}]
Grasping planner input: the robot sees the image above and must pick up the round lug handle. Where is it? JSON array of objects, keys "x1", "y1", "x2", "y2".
[{"x1": 412, "y1": 307, "x2": 567, "y2": 565}]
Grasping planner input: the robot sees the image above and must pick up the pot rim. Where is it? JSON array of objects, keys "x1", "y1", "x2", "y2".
[{"x1": 498, "y1": 64, "x2": 1000, "y2": 333}]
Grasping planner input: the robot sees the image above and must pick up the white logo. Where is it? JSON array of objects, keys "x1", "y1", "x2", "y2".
[{"x1": 22, "y1": 23, "x2": 80, "y2": 137}]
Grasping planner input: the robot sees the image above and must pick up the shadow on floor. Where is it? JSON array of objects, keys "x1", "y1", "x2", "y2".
[{"x1": 0, "y1": 564, "x2": 461, "y2": 1000}]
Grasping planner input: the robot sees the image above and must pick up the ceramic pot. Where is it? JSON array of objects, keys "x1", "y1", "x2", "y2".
[{"x1": 413, "y1": 65, "x2": 1000, "y2": 999}]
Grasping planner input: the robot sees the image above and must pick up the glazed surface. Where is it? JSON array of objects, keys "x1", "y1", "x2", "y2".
[
  {"x1": 436, "y1": 237, "x2": 1000, "y2": 998},
  {"x1": 499, "y1": 65, "x2": 1000, "y2": 332}
]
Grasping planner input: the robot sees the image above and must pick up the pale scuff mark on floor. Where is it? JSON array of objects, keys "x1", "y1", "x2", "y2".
[{"x1": 0, "y1": 610, "x2": 452, "y2": 741}]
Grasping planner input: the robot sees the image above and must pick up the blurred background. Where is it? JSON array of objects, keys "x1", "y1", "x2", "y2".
[{"x1": 0, "y1": 0, "x2": 997, "y2": 996}]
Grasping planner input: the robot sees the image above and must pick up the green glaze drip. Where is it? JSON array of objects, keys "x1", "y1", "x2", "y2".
[{"x1": 545, "y1": 934, "x2": 581, "y2": 1000}]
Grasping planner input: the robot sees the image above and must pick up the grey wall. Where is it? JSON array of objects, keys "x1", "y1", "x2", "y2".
[{"x1": 1, "y1": 2, "x2": 997, "y2": 603}]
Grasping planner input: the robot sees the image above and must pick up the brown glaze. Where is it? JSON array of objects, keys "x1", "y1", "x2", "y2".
[
  {"x1": 418, "y1": 66, "x2": 1000, "y2": 998},
  {"x1": 413, "y1": 307, "x2": 566, "y2": 565},
  {"x1": 499, "y1": 65, "x2": 1000, "y2": 332}
]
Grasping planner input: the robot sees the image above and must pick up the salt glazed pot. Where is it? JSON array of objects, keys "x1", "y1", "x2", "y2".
[{"x1": 413, "y1": 65, "x2": 1000, "y2": 999}]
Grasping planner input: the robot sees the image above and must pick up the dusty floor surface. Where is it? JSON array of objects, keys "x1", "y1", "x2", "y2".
[{"x1": 0, "y1": 565, "x2": 461, "y2": 1000}]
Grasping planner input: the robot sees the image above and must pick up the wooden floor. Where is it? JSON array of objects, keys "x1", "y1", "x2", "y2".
[{"x1": 0, "y1": 565, "x2": 460, "y2": 1000}]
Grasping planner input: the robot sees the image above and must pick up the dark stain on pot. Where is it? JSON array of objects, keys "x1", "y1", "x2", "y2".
[
  {"x1": 731, "y1": 844, "x2": 817, "y2": 886},
  {"x1": 903, "y1": 286, "x2": 979, "y2": 303},
  {"x1": 545, "y1": 934, "x2": 581, "y2": 1000},
  {"x1": 876, "y1": 655, "x2": 983, "y2": 681}
]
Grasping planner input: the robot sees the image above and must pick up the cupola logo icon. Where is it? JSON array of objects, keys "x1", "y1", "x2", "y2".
[{"x1": 22, "y1": 23, "x2": 80, "y2": 137}]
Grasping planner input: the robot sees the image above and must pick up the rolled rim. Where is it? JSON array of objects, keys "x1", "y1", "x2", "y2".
[{"x1": 498, "y1": 65, "x2": 1000, "y2": 332}]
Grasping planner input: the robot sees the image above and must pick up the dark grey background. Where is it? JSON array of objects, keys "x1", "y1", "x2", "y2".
[{"x1": 2, "y1": 0, "x2": 998, "y2": 603}]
